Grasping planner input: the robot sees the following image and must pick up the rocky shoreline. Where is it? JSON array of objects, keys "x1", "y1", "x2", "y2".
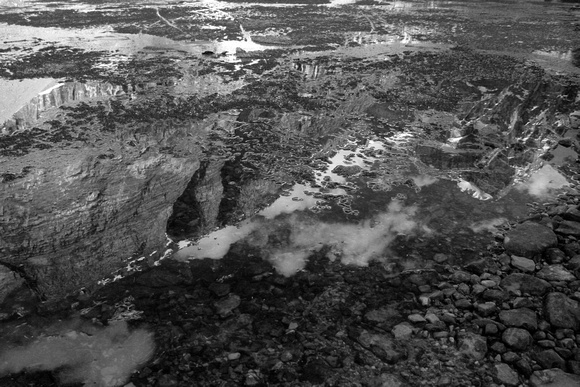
[{"x1": 2, "y1": 183, "x2": 580, "y2": 386}]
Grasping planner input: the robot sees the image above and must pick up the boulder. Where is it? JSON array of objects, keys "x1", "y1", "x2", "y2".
[
  {"x1": 544, "y1": 292, "x2": 580, "y2": 329},
  {"x1": 500, "y1": 273, "x2": 551, "y2": 296},
  {"x1": 536, "y1": 265, "x2": 576, "y2": 282},
  {"x1": 504, "y1": 222, "x2": 557, "y2": 258},
  {"x1": 530, "y1": 368, "x2": 580, "y2": 387},
  {"x1": 499, "y1": 308, "x2": 537, "y2": 330},
  {"x1": 502, "y1": 328, "x2": 532, "y2": 350}
]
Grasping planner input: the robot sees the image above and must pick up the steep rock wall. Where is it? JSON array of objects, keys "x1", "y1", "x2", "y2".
[{"x1": 0, "y1": 119, "x2": 205, "y2": 300}]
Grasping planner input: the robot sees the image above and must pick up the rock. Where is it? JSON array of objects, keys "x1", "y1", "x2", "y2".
[
  {"x1": 538, "y1": 340, "x2": 556, "y2": 348},
  {"x1": 481, "y1": 280, "x2": 497, "y2": 288},
  {"x1": 455, "y1": 299, "x2": 472, "y2": 309},
  {"x1": 564, "y1": 207, "x2": 580, "y2": 222},
  {"x1": 331, "y1": 164, "x2": 362, "y2": 176},
  {"x1": 511, "y1": 256, "x2": 536, "y2": 272},
  {"x1": 476, "y1": 302, "x2": 498, "y2": 317},
  {"x1": 498, "y1": 308, "x2": 538, "y2": 330},
  {"x1": 485, "y1": 323, "x2": 499, "y2": 336},
  {"x1": 301, "y1": 358, "x2": 332, "y2": 384},
  {"x1": 536, "y1": 265, "x2": 577, "y2": 282},
  {"x1": 556, "y1": 220, "x2": 580, "y2": 237},
  {"x1": 451, "y1": 270, "x2": 472, "y2": 283},
  {"x1": 209, "y1": 283, "x2": 231, "y2": 297},
  {"x1": 457, "y1": 332, "x2": 487, "y2": 360},
  {"x1": 515, "y1": 359, "x2": 533, "y2": 378},
  {"x1": 502, "y1": 328, "x2": 532, "y2": 350},
  {"x1": 500, "y1": 273, "x2": 551, "y2": 296},
  {"x1": 408, "y1": 314, "x2": 426, "y2": 323},
  {"x1": 491, "y1": 341, "x2": 507, "y2": 353},
  {"x1": 503, "y1": 351, "x2": 520, "y2": 363},
  {"x1": 425, "y1": 313, "x2": 440, "y2": 324},
  {"x1": 544, "y1": 292, "x2": 580, "y2": 329},
  {"x1": 534, "y1": 350, "x2": 566, "y2": 370},
  {"x1": 482, "y1": 289, "x2": 509, "y2": 302},
  {"x1": 392, "y1": 323, "x2": 414, "y2": 340},
  {"x1": 504, "y1": 222, "x2": 558, "y2": 258},
  {"x1": 369, "y1": 373, "x2": 407, "y2": 387},
  {"x1": 433, "y1": 253, "x2": 448, "y2": 263},
  {"x1": 214, "y1": 294, "x2": 241, "y2": 317},
  {"x1": 357, "y1": 331, "x2": 406, "y2": 364},
  {"x1": 465, "y1": 257, "x2": 499, "y2": 275},
  {"x1": 545, "y1": 248, "x2": 567, "y2": 264},
  {"x1": 365, "y1": 307, "x2": 403, "y2": 329},
  {"x1": 494, "y1": 363, "x2": 520, "y2": 386},
  {"x1": 529, "y1": 368, "x2": 580, "y2": 387},
  {"x1": 566, "y1": 255, "x2": 580, "y2": 271}
]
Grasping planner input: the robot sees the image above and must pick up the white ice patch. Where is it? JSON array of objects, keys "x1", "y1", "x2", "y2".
[
  {"x1": 457, "y1": 179, "x2": 492, "y2": 201},
  {"x1": 516, "y1": 164, "x2": 569, "y2": 198}
]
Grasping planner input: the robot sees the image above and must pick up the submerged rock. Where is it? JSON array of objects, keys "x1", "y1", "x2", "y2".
[{"x1": 503, "y1": 222, "x2": 558, "y2": 258}]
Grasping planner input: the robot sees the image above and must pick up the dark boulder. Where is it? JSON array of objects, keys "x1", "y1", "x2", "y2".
[{"x1": 504, "y1": 222, "x2": 557, "y2": 258}]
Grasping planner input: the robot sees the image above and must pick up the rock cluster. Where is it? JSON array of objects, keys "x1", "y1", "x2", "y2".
[{"x1": 3, "y1": 190, "x2": 580, "y2": 386}]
